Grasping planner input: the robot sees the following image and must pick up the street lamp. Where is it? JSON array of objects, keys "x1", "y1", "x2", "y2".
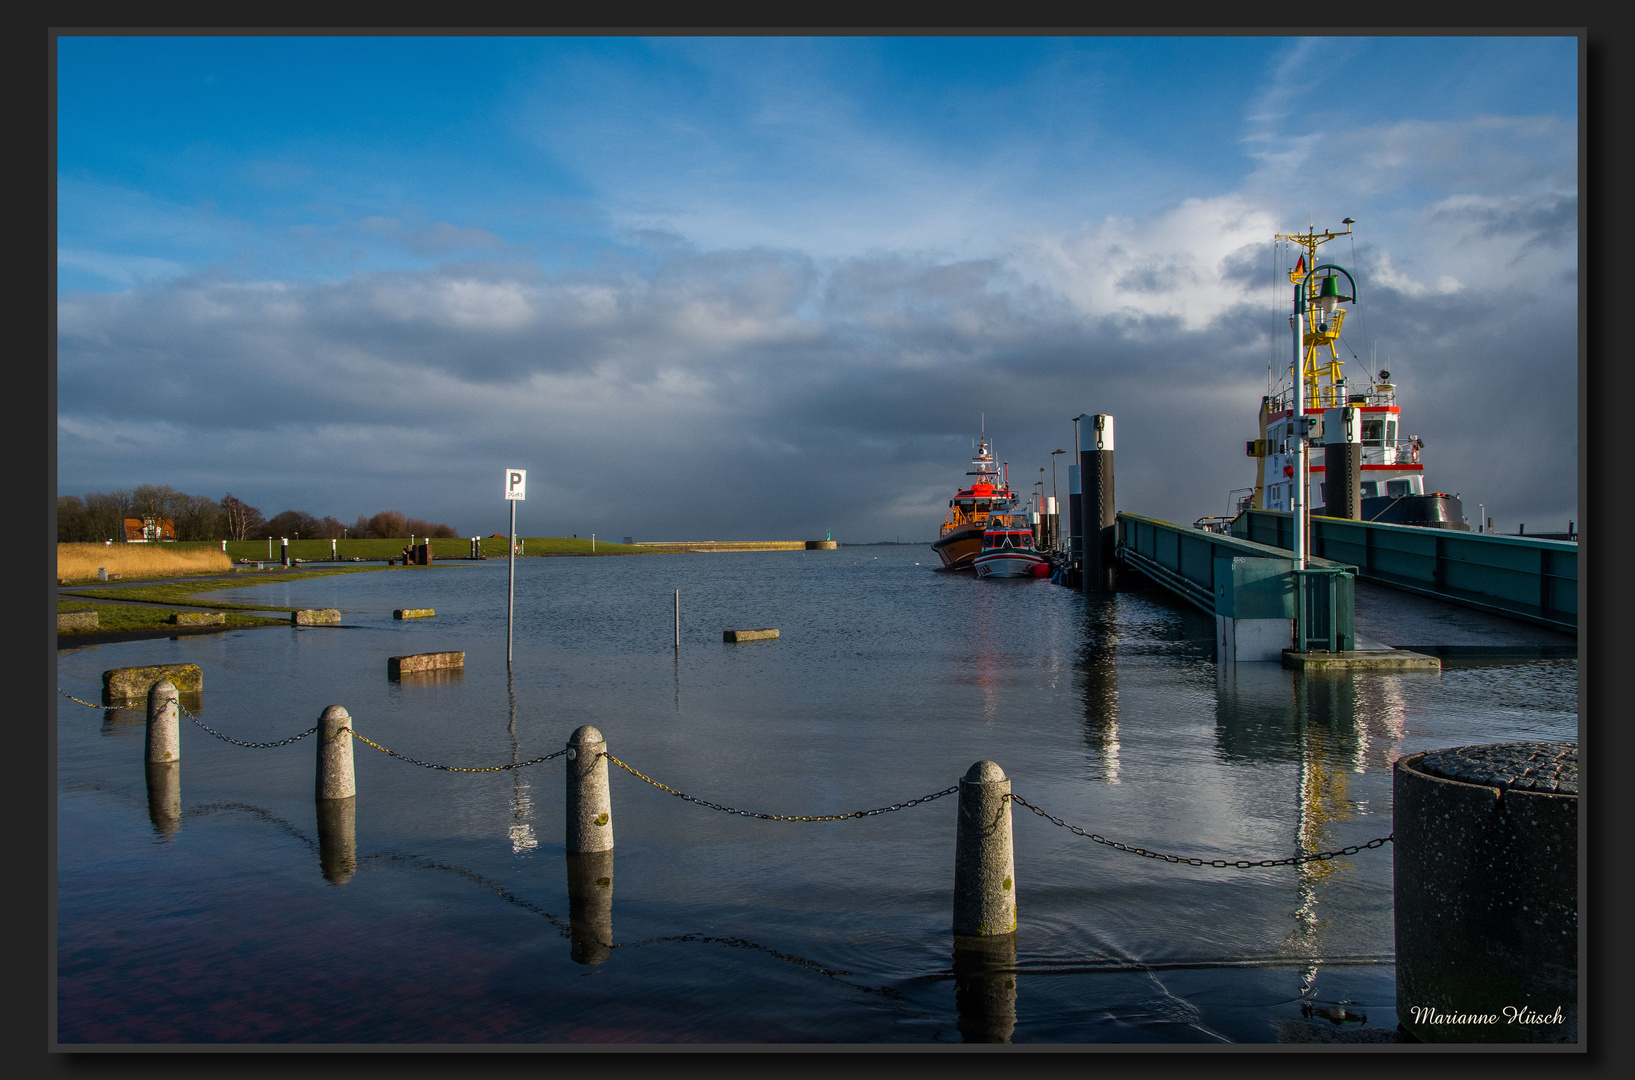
[{"x1": 1050, "y1": 449, "x2": 1066, "y2": 551}]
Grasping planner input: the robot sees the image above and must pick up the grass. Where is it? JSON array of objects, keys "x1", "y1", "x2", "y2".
[
  {"x1": 223, "y1": 536, "x2": 657, "y2": 561},
  {"x1": 59, "y1": 565, "x2": 395, "y2": 611},
  {"x1": 57, "y1": 542, "x2": 232, "y2": 582},
  {"x1": 57, "y1": 600, "x2": 285, "y2": 634}
]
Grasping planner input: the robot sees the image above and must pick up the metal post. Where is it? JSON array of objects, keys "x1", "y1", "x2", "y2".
[
  {"x1": 591, "y1": 533, "x2": 595, "y2": 552},
  {"x1": 566, "y1": 726, "x2": 613, "y2": 854},
  {"x1": 952, "y1": 760, "x2": 1016, "y2": 938},
  {"x1": 508, "y1": 499, "x2": 517, "y2": 667},
  {"x1": 1292, "y1": 291, "x2": 1307, "y2": 652}
]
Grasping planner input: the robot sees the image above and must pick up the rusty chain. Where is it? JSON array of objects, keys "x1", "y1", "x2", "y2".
[
  {"x1": 603, "y1": 752, "x2": 958, "y2": 821},
  {"x1": 337, "y1": 726, "x2": 568, "y2": 773},
  {"x1": 1008, "y1": 793, "x2": 1392, "y2": 868}
]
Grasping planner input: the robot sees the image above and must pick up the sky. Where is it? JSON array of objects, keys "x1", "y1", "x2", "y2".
[{"x1": 55, "y1": 35, "x2": 1580, "y2": 541}]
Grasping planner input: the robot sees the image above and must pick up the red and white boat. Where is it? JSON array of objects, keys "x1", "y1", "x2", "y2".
[
  {"x1": 972, "y1": 513, "x2": 1051, "y2": 579},
  {"x1": 931, "y1": 427, "x2": 1019, "y2": 571}
]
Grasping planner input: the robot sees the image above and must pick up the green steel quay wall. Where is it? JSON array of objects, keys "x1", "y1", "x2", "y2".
[{"x1": 1232, "y1": 509, "x2": 1577, "y2": 634}]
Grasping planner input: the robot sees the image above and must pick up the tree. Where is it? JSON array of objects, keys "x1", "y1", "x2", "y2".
[
  {"x1": 57, "y1": 496, "x2": 90, "y2": 542},
  {"x1": 262, "y1": 509, "x2": 323, "y2": 540},
  {"x1": 221, "y1": 494, "x2": 266, "y2": 541},
  {"x1": 367, "y1": 510, "x2": 409, "y2": 539},
  {"x1": 84, "y1": 490, "x2": 133, "y2": 542},
  {"x1": 174, "y1": 492, "x2": 225, "y2": 541},
  {"x1": 405, "y1": 516, "x2": 459, "y2": 539}
]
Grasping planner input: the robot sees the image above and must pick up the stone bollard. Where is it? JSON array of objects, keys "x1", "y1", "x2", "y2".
[
  {"x1": 316, "y1": 795, "x2": 357, "y2": 885},
  {"x1": 953, "y1": 760, "x2": 1016, "y2": 939},
  {"x1": 566, "y1": 726, "x2": 613, "y2": 853},
  {"x1": 953, "y1": 933, "x2": 1018, "y2": 1043},
  {"x1": 145, "y1": 762, "x2": 181, "y2": 837},
  {"x1": 146, "y1": 680, "x2": 180, "y2": 764},
  {"x1": 567, "y1": 850, "x2": 615, "y2": 965},
  {"x1": 315, "y1": 705, "x2": 356, "y2": 800},
  {"x1": 1394, "y1": 742, "x2": 1577, "y2": 1043}
]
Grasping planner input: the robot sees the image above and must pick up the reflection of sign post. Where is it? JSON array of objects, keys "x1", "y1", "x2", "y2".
[{"x1": 505, "y1": 469, "x2": 526, "y2": 666}]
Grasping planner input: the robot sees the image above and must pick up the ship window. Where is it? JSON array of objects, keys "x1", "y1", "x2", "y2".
[
  {"x1": 1387, "y1": 479, "x2": 1412, "y2": 497},
  {"x1": 1360, "y1": 481, "x2": 1379, "y2": 498},
  {"x1": 1361, "y1": 418, "x2": 1385, "y2": 446},
  {"x1": 1318, "y1": 483, "x2": 1326, "y2": 500},
  {"x1": 1386, "y1": 419, "x2": 1397, "y2": 445}
]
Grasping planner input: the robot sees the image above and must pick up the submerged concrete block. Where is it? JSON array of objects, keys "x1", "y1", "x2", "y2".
[
  {"x1": 104, "y1": 663, "x2": 202, "y2": 703},
  {"x1": 58, "y1": 611, "x2": 98, "y2": 632},
  {"x1": 172, "y1": 611, "x2": 226, "y2": 626},
  {"x1": 393, "y1": 608, "x2": 435, "y2": 620},
  {"x1": 293, "y1": 609, "x2": 342, "y2": 626},
  {"x1": 723, "y1": 628, "x2": 779, "y2": 642},
  {"x1": 388, "y1": 651, "x2": 465, "y2": 678}
]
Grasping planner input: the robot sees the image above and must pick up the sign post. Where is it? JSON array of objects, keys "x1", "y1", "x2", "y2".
[{"x1": 504, "y1": 469, "x2": 527, "y2": 666}]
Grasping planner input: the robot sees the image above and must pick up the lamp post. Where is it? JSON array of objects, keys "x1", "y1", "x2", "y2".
[{"x1": 1050, "y1": 450, "x2": 1065, "y2": 551}]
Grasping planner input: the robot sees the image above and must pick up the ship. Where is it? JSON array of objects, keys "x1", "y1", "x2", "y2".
[
  {"x1": 972, "y1": 512, "x2": 1051, "y2": 579},
  {"x1": 1238, "y1": 221, "x2": 1469, "y2": 531},
  {"x1": 931, "y1": 428, "x2": 1018, "y2": 571}
]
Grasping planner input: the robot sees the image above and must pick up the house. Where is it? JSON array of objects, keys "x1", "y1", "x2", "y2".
[{"x1": 123, "y1": 516, "x2": 177, "y2": 542}]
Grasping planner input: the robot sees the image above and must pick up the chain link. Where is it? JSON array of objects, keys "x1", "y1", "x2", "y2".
[
  {"x1": 57, "y1": 688, "x2": 103, "y2": 709},
  {"x1": 178, "y1": 699, "x2": 319, "y2": 748},
  {"x1": 602, "y1": 752, "x2": 957, "y2": 821},
  {"x1": 1008, "y1": 793, "x2": 1391, "y2": 868},
  {"x1": 338, "y1": 726, "x2": 568, "y2": 772}
]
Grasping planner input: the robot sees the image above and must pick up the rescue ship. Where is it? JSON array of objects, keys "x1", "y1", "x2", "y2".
[
  {"x1": 972, "y1": 512, "x2": 1051, "y2": 578},
  {"x1": 1242, "y1": 221, "x2": 1468, "y2": 530},
  {"x1": 931, "y1": 428, "x2": 1018, "y2": 571}
]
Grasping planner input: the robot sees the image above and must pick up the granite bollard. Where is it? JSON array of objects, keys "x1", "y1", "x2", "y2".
[
  {"x1": 315, "y1": 705, "x2": 356, "y2": 801},
  {"x1": 953, "y1": 760, "x2": 1016, "y2": 939},
  {"x1": 146, "y1": 680, "x2": 180, "y2": 764},
  {"x1": 566, "y1": 725, "x2": 613, "y2": 854}
]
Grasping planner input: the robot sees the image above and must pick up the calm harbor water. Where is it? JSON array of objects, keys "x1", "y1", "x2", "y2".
[{"x1": 55, "y1": 545, "x2": 1578, "y2": 1044}]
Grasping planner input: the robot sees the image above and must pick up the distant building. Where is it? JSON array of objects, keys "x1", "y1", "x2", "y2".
[{"x1": 123, "y1": 516, "x2": 176, "y2": 542}]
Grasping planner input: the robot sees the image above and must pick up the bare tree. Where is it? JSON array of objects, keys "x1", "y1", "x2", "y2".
[
  {"x1": 367, "y1": 510, "x2": 409, "y2": 539},
  {"x1": 84, "y1": 490, "x2": 133, "y2": 542},
  {"x1": 220, "y1": 494, "x2": 266, "y2": 541},
  {"x1": 57, "y1": 496, "x2": 90, "y2": 542}
]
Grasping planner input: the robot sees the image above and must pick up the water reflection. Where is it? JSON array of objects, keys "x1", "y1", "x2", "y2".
[
  {"x1": 505, "y1": 675, "x2": 536, "y2": 855},
  {"x1": 566, "y1": 851, "x2": 615, "y2": 965},
  {"x1": 316, "y1": 797, "x2": 357, "y2": 884},
  {"x1": 1078, "y1": 596, "x2": 1121, "y2": 783},
  {"x1": 952, "y1": 934, "x2": 1017, "y2": 1043},
  {"x1": 144, "y1": 761, "x2": 180, "y2": 838}
]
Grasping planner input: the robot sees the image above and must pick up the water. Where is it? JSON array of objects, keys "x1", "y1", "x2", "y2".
[{"x1": 55, "y1": 546, "x2": 1578, "y2": 1043}]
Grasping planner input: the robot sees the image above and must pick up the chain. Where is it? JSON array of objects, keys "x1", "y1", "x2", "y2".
[
  {"x1": 57, "y1": 688, "x2": 103, "y2": 709},
  {"x1": 338, "y1": 727, "x2": 568, "y2": 773},
  {"x1": 178, "y1": 699, "x2": 318, "y2": 748},
  {"x1": 602, "y1": 752, "x2": 958, "y2": 821},
  {"x1": 1008, "y1": 793, "x2": 1391, "y2": 868}
]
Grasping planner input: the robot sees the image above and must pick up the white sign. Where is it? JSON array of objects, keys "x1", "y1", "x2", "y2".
[{"x1": 504, "y1": 469, "x2": 527, "y2": 501}]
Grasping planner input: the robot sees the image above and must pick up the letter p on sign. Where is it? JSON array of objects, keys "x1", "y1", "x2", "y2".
[{"x1": 505, "y1": 469, "x2": 527, "y2": 501}]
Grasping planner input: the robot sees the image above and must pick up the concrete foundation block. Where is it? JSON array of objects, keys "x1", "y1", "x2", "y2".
[
  {"x1": 723, "y1": 628, "x2": 779, "y2": 642},
  {"x1": 58, "y1": 611, "x2": 98, "y2": 632},
  {"x1": 104, "y1": 663, "x2": 202, "y2": 703},
  {"x1": 1394, "y1": 743, "x2": 1577, "y2": 1043},
  {"x1": 388, "y1": 651, "x2": 465, "y2": 678},
  {"x1": 293, "y1": 608, "x2": 342, "y2": 626},
  {"x1": 172, "y1": 611, "x2": 226, "y2": 626},
  {"x1": 393, "y1": 608, "x2": 435, "y2": 619}
]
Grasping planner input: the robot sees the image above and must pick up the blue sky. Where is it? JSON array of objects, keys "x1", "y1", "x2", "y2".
[{"x1": 56, "y1": 35, "x2": 1578, "y2": 539}]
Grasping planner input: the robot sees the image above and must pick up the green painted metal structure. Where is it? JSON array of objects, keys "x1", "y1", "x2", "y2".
[
  {"x1": 1232, "y1": 509, "x2": 1577, "y2": 633},
  {"x1": 1116, "y1": 513, "x2": 1355, "y2": 651}
]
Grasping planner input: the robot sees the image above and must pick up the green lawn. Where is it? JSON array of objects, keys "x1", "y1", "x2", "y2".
[
  {"x1": 60, "y1": 565, "x2": 394, "y2": 610},
  {"x1": 57, "y1": 599, "x2": 286, "y2": 634}
]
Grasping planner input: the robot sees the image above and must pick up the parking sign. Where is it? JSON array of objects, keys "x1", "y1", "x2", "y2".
[{"x1": 505, "y1": 469, "x2": 527, "y2": 501}]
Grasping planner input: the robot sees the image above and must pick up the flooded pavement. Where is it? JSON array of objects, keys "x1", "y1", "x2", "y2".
[{"x1": 55, "y1": 546, "x2": 1578, "y2": 1043}]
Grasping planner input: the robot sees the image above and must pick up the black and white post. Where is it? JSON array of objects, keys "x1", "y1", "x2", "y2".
[{"x1": 504, "y1": 468, "x2": 527, "y2": 667}]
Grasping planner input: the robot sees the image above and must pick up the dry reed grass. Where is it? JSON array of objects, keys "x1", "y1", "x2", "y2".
[{"x1": 57, "y1": 543, "x2": 232, "y2": 582}]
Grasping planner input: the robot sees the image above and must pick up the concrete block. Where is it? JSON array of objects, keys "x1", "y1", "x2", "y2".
[
  {"x1": 805, "y1": 540, "x2": 839, "y2": 549},
  {"x1": 171, "y1": 611, "x2": 226, "y2": 626},
  {"x1": 723, "y1": 628, "x2": 779, "y2": 642},
  {"x1": 292, "y1": 609, "x2": 342, "y2": 626},
  {"x1": 388, "y1": 651, "x2": 465, "y2": 678},
  {"x1": 393, "y1": 608, "x2": 435, "y2": 619},
  {"x1": 58, "y1": 611, "x2": 98, "y2": 632},
  {"x1": 104, "y1": 663, "x2": 202, "y2": 703},
  {"x1": 1282, "y1": 648, "x2": 1440, "y2": 672}
]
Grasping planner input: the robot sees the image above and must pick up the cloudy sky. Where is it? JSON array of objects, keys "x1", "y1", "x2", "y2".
[{"x1": 55, "y1": 35, "x2": 1579, "y2": 541}]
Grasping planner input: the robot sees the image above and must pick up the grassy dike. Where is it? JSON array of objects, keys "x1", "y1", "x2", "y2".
[
  {"x1": 56, "y1": 565, "x2": 396, "y2": 639},
  {"x1": 223, "y1": 536, "x2": 657, "y2": 561}
]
